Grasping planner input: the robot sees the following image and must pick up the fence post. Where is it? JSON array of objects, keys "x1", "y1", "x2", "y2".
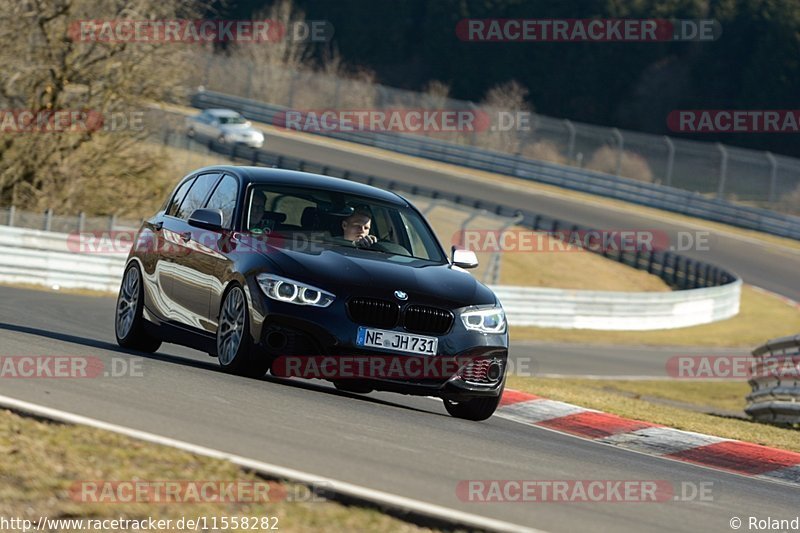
[
  {"x1": 716, "y1": 143, "x2": 728, "y2": 199},
  {"x1": 564, "y1": 119, "x2": 576, "y2": 163},
  {"x1": 766, "y1": 151, "x2": 778, "y2": 204},
  {"x1": 490, "y1": 212, "x2": 524, "y2": 285},
  {"x1": 612, "y1": 128, "x2": 624, "y2": 177},
  {"x1": 44, "y1": 209, "x2": 52, "y2": 232},
  {"x1": 7, "y1": 205, "x2": 14, "y2": 227},
  {"x1": 663, "y1": 136, "x2": 675, "y2": 187}
]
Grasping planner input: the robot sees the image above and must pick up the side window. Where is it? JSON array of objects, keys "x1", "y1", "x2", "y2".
[
  {"x1": 166, "y1": 178, "x2": 196, "y2": 218},
  {"x1": 204, "y1": 174, "x2": 239, "y2": 229},
  {"x1": 175, "y1": 173, "x2": 220, "y2": 220}
]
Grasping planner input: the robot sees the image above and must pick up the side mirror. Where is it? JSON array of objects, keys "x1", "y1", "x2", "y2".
[
  {"x1": 452, "y1": 246, "x2": 479, "y2": 269},
  {"x1": 188, "y1": 208, "x2": 224, "y2": 232}
]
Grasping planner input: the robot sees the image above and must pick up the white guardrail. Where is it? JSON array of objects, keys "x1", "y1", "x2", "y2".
[{"x1": 0, "y1": 226, "x2": 741, "y2": 330}]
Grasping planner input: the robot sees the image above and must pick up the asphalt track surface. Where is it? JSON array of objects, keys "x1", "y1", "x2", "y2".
[
  {"x1": 508, "y1": 341, "x2": 749, "y2": 378},
  {"x1": 255, "y1": 130, "x2": 800, "y2": 302},
  {"x1": 1, "y1": 286, "x2": 798, "y2": 532}
]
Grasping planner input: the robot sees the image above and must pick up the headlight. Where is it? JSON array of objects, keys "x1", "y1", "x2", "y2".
[
  {"x1": 460, "y1": 307, "x2": 506, "y2": 334},
  {"x1": 256, "y1": 274, "x2": 335, "y2": 307}
]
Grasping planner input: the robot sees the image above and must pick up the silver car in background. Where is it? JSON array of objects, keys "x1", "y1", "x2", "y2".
[{"x1": 186, "y1": 108, "x2": 265, "y2": 148}]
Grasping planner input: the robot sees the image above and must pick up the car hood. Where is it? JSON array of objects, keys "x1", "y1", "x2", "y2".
[{"x1": 254, "y1": 246, "x2": 497, "y2": 309}]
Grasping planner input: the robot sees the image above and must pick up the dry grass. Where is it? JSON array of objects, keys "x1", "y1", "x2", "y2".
[
  {"x1": 0, "y1": 408, "x2": 435, "y2": 532},
  {"x1": 586, "y1": 146, "x2": 654, "y2": 183},
  {"x1": 423, "y1": 201, "x2": 669, "y2": 292},
  {"x1": 506, "y1": 376, "x2": 800, "y2": 452},
  {"x1": 510, "y1": 285, "x2": 800, "y2": 347}
]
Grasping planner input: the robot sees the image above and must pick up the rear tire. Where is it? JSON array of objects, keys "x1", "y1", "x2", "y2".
[
  {"x1": 115, "y1": 263, "x2": 162, "y2": 353},
  {"x1": 443, "y1": 388, "x2": 503, "y2": 421},
  {"x1": 216, "y1": 285, "x2": 271, "y2": 378}
]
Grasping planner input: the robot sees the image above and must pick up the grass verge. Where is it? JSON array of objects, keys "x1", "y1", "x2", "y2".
[
  {"x1": 0, "y1": 408, "x2": 435, "y2": 532},
  {"x1": 510, "y1": 285, "x2": 800, "y2": 347},
  {"x1": 506, "y1": 376, "x2": 799, "y2": 453}
]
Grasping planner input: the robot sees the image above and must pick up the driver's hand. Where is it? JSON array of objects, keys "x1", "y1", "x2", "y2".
[{"x1": 353, "y1": 234, "x2": 378, "y2": 247}]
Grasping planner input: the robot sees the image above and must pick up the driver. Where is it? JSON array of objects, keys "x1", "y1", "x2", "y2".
[{"x1": 341, "y1": 207, "x2": 378, "y2": 248}]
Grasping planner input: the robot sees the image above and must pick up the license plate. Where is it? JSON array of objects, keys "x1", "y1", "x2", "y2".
[{"x1": 356, "y1": 327, "x2": 438, "y2": 355}]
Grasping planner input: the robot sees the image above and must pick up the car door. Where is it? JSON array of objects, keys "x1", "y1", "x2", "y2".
[
  {"x1": 195, "y1": 111, "x2": 213, "y2": 138},
  {"x1": 143, "y1": 175, "x2": 196, "y2": 322},
  {"x1": 202, "y1": 174, "x2": 242, "y2": 332},
  {"x1": 166, "y1": 172, "x2": 221, "y2": 330}
]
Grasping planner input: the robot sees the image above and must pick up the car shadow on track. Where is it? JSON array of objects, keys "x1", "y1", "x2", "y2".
[
  {"x1": 0, "y1": 322, "x2": 218, "y2": 372},
  {"x1": 0, "y1": 321, "x2": 441, "y2": 416}
]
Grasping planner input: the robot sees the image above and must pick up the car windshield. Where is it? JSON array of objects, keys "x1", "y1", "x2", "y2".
[
  {"x1": 217, "y1": 115, "x2": 247, "y2": 125},
  {"x1": 243, "y1": 184, "x2": 447, "y2": 263}
]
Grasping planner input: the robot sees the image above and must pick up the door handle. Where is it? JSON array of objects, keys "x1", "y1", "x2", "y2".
[{"x1": 180, "y1": 231, "x2": 191, "y2": 242}]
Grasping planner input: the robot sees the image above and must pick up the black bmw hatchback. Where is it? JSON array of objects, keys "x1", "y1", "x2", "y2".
[{"x1": 115, "y1": 166, "x2": 508, "y2": 420}]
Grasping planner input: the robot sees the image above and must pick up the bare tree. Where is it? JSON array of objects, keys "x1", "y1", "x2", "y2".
[
  {"x1": 0, "y1": 0, "x2": 203, "y2": 215},
  {"x1": 480, "y1": 80, "x2": 532, "y2": 153},
  {"x1": 220, "y1": 0, "x2": 313, "y2": 104}
]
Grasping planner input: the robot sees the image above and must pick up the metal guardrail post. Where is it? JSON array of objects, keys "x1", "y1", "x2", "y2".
[
  {"x1": 612, "y1": 128, "x2": 624, "y2": 177},
  {"x1": 716, "y1": 143, "x2": 729, "y2": 199},
  {"x1": 78, "y1": 212, "x2": 85, "y2": 233},
  {"x1": 109, "y1": 214, "x2": 116, "y2": 231},
  {"x1": 663, "y1": 136, "x2": 675, "y2": 187},
  {"x1": 7, "y1": 206, "x2": 14, "y2": 227},
  {"x1": 564, "y1": 119, "x2": 576, "y2": 163},
  {"x1": 44, "y1": 209, "x2": 52, "y2": 232},
  {"x1": 766, "y1": 152, "x2": 778, "y2": 204}
]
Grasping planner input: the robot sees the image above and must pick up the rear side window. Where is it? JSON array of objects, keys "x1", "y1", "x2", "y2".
[
  {"x1": 166, "y1": 178, "x2": 196, "y2": 217},
  {"x1": 175, "y1": 173, "x2": 220, "y2": 220},
  {"x1": 204, "y1": 174, "x2": 239, "y2": 229}
]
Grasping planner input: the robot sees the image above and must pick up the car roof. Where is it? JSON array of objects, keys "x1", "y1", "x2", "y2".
[
  {"x1": 204, "y1": 109, "x2": 243, "y2": 117},
  {"x1": 191, "y1": 166, "x2": 409, "y2": 206}
]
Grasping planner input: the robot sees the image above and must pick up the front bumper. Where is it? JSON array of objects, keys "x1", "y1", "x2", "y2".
[{"x1": 245, "y1": 279, "x2": 508, "y2": 398}]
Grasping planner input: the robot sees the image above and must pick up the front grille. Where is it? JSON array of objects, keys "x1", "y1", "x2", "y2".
[
  {"x1": 459, "y1": 358, "x2": 501, "y2": 384},
  {"x1": 347, "y1": 297, "x2": 399, "y2": 328},
  {"x1": 403, "y1": 305, "x2": 454, "y2": 335}
]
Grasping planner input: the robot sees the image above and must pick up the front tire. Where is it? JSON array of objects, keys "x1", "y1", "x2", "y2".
[
  {"x1": 115, "y1": 263, "x2": 162, "y2": 353},
  {"x1": 216, "y1": 285, "x2": 271, "y2": 377},
  {"x1": 443, "y1": 388, "x2": 503, "y2": 421}
]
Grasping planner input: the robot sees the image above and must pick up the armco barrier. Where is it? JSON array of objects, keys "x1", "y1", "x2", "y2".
[
  {"x1": 491, "y1": 283, "x2": 741, "y2": 330},
  {"x1": 190, "y1": 90, "x2": 800, "y2": 241},
  {"x1": 0, "y1": 224, "x2": 741, "y2": 330},
  {"x1": 0, "y1": 226, "x2": 124, "y2": 293},
  {"x1": 746, "y1": 334, "x2": 800, "y2": 424}
]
